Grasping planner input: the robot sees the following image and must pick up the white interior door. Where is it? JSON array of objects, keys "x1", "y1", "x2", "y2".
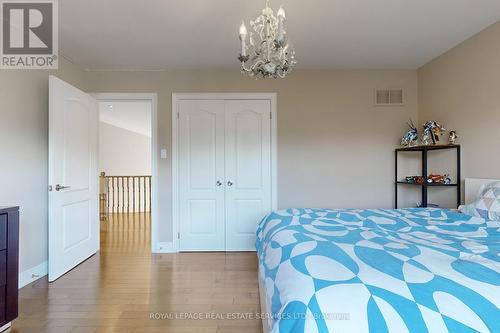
[
  {"x1": 178, "y1": 100, "x2": 226, "y2": 251},
  {"x1": 225, "y1": 100, "x2": 271, "y2": 251},
  {"x1": 48, "y1": 76, "x2": 99, "y2": 282}
]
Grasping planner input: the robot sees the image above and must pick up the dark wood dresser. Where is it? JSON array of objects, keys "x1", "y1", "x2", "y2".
[{"x1": 0, "y1": 207, "x2": 19, "y2": 330}]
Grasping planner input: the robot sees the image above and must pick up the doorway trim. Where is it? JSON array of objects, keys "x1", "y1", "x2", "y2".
[
  {"x1": 92, "y1": 93, "x2": 159, "y2": 253},
  {"x1": 171, "y1": 93, "x2": 278, "y2": 252}
]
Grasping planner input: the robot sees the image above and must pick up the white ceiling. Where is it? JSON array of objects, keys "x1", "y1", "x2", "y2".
[
  {"x1": 99, "y1": 101, "x2": 152, "y2": 137},
  {"x1": 60, "y1": 0, "x2": 500, "y2": 70}
]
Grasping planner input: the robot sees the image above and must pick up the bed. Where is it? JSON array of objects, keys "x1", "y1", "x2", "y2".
[{"x1": 256, "y1": 180, "x2": 500, "y2": 333}]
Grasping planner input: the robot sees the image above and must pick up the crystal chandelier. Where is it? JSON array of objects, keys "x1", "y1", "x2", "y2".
[{"x1": 238, "y1": 1, "x2": 296, "y2": 79}]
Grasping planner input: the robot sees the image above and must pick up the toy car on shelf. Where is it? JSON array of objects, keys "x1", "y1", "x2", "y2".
[{"x1": 427, "y1": 174, "x2": 452, "y2": 184}]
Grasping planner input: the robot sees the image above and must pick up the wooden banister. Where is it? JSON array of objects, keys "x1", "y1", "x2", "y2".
[{"x1": 99, "y1": 172, "x2": 152, "y2": 219}]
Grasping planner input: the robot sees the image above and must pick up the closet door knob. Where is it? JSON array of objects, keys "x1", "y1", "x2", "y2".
[
  {"x1": 216, "y1": 181, "x2": 222, "y2": 186},
  {"x1": 227, "y1": 181, "x2": 233, "y2": 187}
]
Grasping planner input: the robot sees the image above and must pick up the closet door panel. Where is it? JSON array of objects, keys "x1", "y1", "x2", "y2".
[
  {"x1": 225, "y1": 100, "x2": 271, "y2": 251},
  {"x1": 178, "y1": 100, "x2": 225, "y2": 251}
]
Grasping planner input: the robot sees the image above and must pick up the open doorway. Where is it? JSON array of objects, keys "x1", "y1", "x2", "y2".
[{"x1": 94, "y1": 93, "x2": 158, "y2": 253}]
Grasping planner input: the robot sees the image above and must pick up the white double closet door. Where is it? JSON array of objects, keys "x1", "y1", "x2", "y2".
[{"x1": 178, "y1": 99, "x2": 271, "y2": 251}]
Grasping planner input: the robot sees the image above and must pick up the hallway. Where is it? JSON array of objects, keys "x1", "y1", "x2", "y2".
[{"x1": 100, "y1": 213, "x2": 151, "y2": 254}]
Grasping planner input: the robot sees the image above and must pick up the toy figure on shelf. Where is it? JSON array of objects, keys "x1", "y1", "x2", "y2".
[
  {"x1": 400, "y1": 120, "x2": 419, "y2": 147},
  {"x1": 448, "y1": 130, "x2": 458, "y2": 144},
  {"x1": 422, "y1": 120, "x2": 445, "y2": 145},
  {"x1": 405, "y1": 176, "x2": 425, "y2": 184}
]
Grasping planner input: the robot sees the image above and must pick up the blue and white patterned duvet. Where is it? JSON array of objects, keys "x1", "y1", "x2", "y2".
[{"x1": 256, "y1": 208, "x2": 500, "y2": 333}]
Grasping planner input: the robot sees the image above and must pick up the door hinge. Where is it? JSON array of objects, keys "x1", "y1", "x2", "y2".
[
  {"x1": 177, "y1": 232, "x2": 180, "y2": 239},
  {"x1": 177, "y1": 112, "x2": 180, "y2": 119},
  {"x1": 270, "y1": 112, "x2": 272, "y2": 120}
]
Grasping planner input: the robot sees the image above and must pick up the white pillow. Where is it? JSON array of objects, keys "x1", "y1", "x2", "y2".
[{"x1": 459, "y1": 181, "x2": 500, "y2": 220}]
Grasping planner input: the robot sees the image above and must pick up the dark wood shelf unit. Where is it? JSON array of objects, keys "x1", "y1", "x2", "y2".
[
  {"x1": 395, "y1": 144, "x2": 460, "y2": 152},
  {"x1": 0, "y1": 206, "x2": 19, "y2": 329},
  {"x1": 394, "y1": 145, "x2": 461, "y2": 208},
  {"x1": 396, "y1": 182, "x2": 458, "y2": 187}
]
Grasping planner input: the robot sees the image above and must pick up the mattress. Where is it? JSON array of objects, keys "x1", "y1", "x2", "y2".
[{"x1": 256, "y1": 208, "x2": 500, "y2": 333}]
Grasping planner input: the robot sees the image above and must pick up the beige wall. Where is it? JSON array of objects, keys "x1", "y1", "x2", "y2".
[
  {"x1": 419, "y1": 21, "x2": 500, "y2": 202},
  {"x1": 0, "y1": 58, "x2": 86, "y2": 272},
  {"x1": 99, "y1": 122, "x2": 151, "y2": 176},
  {"x1": 0, "y1": 61, "x2": 418, "y2": 271},
  {"x1": 84, "y1": 70, "x2": 418, "y2": 243}
]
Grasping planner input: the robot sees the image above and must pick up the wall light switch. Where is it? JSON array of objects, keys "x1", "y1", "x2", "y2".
[{"x1": 160, "y1": 149, "x2": 167, "y2": 159}]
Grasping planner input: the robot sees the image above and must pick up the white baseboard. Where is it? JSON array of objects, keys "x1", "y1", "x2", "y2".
[
  {"x1": 19, "y1": 244, "x2": 176, "y2": 287},
  {"x1": 0, "y1": 322, "x2": 11, "y2": 332},
  {"x1": 153, "y1": 242, "x2": 177, "y2": 253},
  {"x1": 19, "y1": 260, "x2": 48, "y2": 288}
]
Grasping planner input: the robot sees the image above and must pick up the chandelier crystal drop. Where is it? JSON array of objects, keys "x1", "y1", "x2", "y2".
[{"x1": 238, "y1": 1, "x2": 296, "y2": 79}]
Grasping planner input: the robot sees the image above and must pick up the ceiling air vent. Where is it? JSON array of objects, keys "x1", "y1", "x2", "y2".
[{"x1": 375, "y1": 89, "x2": 404, "y2": 106}]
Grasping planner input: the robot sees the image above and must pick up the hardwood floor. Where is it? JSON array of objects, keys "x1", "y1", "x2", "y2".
[{"x1": 12, "y1": 214, "x2": 262, "y2": 333}]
